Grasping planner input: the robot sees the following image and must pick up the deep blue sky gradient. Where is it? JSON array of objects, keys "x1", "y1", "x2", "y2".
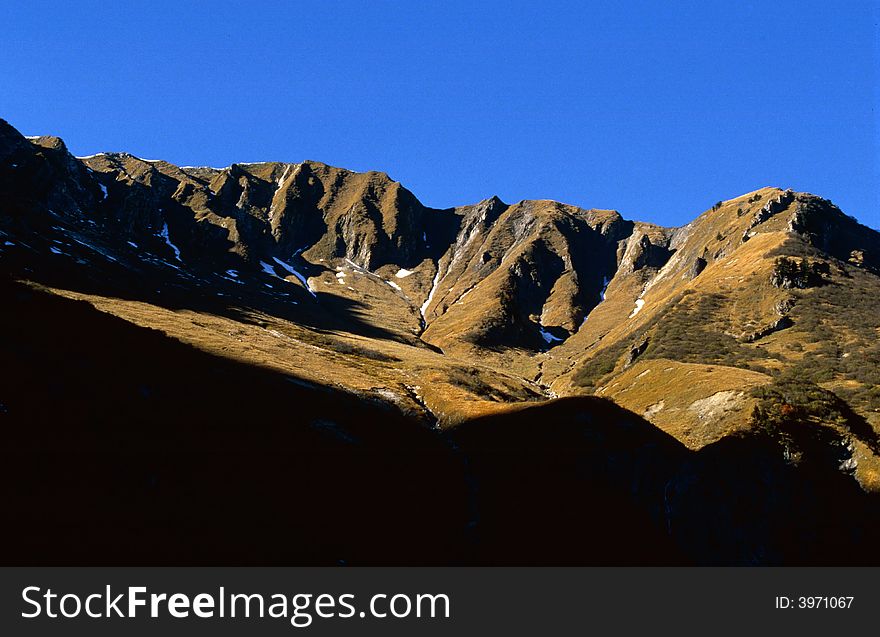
[{"x1": 2, "y1": 1, "x2": 877, "y2": 228}]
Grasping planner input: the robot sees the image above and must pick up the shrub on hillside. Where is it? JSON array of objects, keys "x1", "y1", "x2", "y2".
[
  {"x1": 750, "y1": 377, "x2": 880, "y2": 457},
  {"x1": 770, "y1": 257, "x2": 830, "y2": 289},
  {"x1": 642, "y1": 292, "x2": 752, "y2": 367}
]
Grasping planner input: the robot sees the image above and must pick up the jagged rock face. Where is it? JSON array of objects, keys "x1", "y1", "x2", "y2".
[
  {"x1": 90, "y1": 155, "x2": 441, "y2": 272},
  {"x1": 420, "y1": 200, "x2": 626, "y2": 350},
  {"x1": 747, "y1": 189, "x2": 795, "y2": 232},
  {"x1": 3, "y1": 119, "x2": 879, "y2": 374},
  {"x1": 616, "y1": 224, "x2": 674, "y2": 274},
  {"x1": 281, "y1": 162, "x2": 433, "y2": 270},
  {"x1": 631, "y1": 233, "x2": 674, "y2": 270},
  {"x1": 0, "y1": 126, "x2": 98, "y2": 220},
  {"x1": 0, "y1": 118, "x2": 637, "y2": 355},
  {"x1": 25, "y1": 117, "x2": 879, "y2": 366},
  {"x1": 17, "y1": 141, "x2": 448, "y2": 279},
  {"x1": 687, "y1": 256, "x2": 707, "y2": 279}
]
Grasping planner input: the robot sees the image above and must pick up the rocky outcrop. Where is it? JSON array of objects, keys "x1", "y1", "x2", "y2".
[
  {"x1": 686, "y1": 256, "x2": 707, "y2": 279},
  {"x1": 741, "y1": 316, "x2": 794, "y2": 343},
  {"x1": 788, "y1": 194, "x2": 880, "y2": 273},
  {"x1": 631, "y1": 233, "x2": 674, "y2": 271},
  {"x1": 625, "y1": 337, "x2": 649, "y2": 367},
  {"x1": 748, "y1": 188, "x2": 795, "y2": 231}
]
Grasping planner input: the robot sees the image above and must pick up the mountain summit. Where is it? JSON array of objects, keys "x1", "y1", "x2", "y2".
[{"x1": 3, "y1": 119, "x2": 879, "y2": 565}]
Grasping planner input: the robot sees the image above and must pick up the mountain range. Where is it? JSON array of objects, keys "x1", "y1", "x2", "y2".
[{"x1": 2, "y1": 118, "x2": 879, "y2": 565}]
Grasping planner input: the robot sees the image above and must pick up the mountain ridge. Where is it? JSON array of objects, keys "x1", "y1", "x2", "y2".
[
  {"x1": 3, "y1": 119, "x2": 879, "y2": 417},
  {"x1": 4, "y1": 117, "x2": 880, "y2": 564}
]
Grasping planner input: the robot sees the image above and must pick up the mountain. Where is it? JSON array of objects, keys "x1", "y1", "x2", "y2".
[{"x1": 2, "y1": 118, "x2": 879, "y2": 565}]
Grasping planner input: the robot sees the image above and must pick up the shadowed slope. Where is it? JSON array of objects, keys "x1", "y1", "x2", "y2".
[{"x1": 0, "y1": 277, "x2": 469, "y2": 565}]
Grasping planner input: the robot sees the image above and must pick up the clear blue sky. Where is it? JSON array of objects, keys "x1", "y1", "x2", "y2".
[{"x1": 2, "y1": 1, "x2": 877, "y2": 228}]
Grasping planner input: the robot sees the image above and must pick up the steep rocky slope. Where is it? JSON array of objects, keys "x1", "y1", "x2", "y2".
[{"x1": 3, "y1": 118, "x2": 880, "y2": 564}]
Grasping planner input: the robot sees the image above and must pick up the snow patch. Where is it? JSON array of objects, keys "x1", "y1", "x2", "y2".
[
  {"x1": 98, "y1": 183, "x2": 108, "y2": 199},
  {"x1": 386, "y1": 280, "x2": 402, "y2": 291},
  {"x1": 629, "y1": 298, "x2": 645, "y2": 318},
  {"x1": 599, "y1": 276, "x2": 610, "y2": 301},
  {"x1": 539, "y1": 328, "x2": 563, "y2": 344},
  {"x1": 270, "y1": 257, "x2": 317, "y2": 298},
  {"x1": 420, "y1": 268, "x2": 442, "y2": 321},
  {"x1": 159, "y1": 223, "x2": 182, "y2": 261},
  {"x1": 260, "y1": 261, "x2": 277, "y2": 276},
  {"x1": 67, "y1": 236, "x2": 119, "y2": 263},
  {"x1": 375, "y1": 388, "x2": 401, "y2": 403},
  {"x1": 49, "y1": 246, "x2": 63, "y2": 255},
  {"x1": 222, "y1": 269, "x2": 243, "y2": 284},
  {"x1": 276, "y1": 165, "x2": 292, "y2": 189},
  {"x1": 127, "y1": 241, "x2": 138, "y2": 248},
  {"x1": 395, "y1": 268, "x2": 414, "y2": 278}
]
